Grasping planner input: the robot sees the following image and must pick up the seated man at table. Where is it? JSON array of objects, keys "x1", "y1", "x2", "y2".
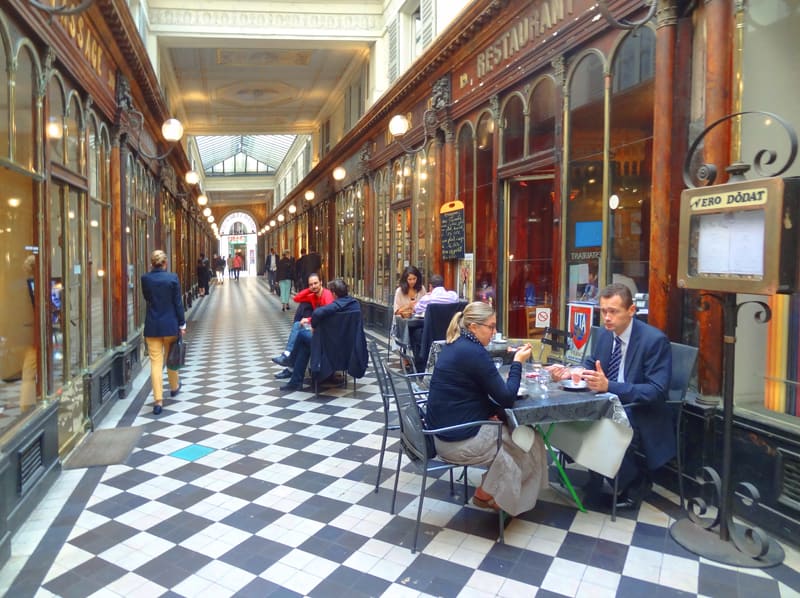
[
  {"x1": 413, "y1": 274, "x2": 459, "y2": 317},
  {"x1": 280, "y1": 278, "x2": 360, "y2": 391},
  {"x1": 271, "y1": 273, "x2": 333, "y2": 379},
  {"x1": 549, "y1": 283, "x2": 672, "y2": 510}
]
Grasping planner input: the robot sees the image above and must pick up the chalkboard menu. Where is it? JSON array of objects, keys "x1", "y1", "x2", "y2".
[{"x1": 440, "y1": 201, "x2": 465, "y2": 260}]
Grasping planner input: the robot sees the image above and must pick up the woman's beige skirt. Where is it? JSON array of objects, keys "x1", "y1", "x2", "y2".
[{"x1": 434, "y1": 424, "x2": 548, "y2": 516}]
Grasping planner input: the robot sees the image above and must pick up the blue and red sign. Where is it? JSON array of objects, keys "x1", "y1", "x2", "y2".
[{"x1": 568, "y1": 303, "x2": 594, "y2": 351}]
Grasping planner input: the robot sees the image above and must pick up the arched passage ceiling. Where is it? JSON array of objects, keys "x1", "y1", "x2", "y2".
[{"x1": 148, "y1": 1, "x2": 383, "y2": 205}]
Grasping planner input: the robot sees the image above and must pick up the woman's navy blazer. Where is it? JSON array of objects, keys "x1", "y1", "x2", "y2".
[{"x1": 141, "y1": 266, "x2": 185, "y2": 337}]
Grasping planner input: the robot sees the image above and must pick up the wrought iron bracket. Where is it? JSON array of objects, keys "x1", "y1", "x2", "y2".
[
  {"x1": 683, "y1": 111, "x2": 798, "y2": 188},
  {"x1": 29, "y1": 0, "x2": 94, "y2": 17},
  {"x1": 596, "y1": 0, "x2": 656, "y2": 30}
]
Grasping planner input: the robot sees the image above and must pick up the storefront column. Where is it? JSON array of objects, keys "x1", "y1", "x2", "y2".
[
  {"x1": 648, "y1": 1, "x2": 680, "y2": 335},
  {"x1": 110, "y1": 138, "x2": 124, "y2": 345},
  {"x1": 697, "y1": 0, "x2": 734, "y2": 395},
  {"x1": 441, "y1": 124, "x2": 456, "y2": 287}
]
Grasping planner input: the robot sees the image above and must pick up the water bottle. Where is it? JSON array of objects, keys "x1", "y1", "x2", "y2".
[{"x1": 536, "y1": 369, "x2": 550, "y2": 400}]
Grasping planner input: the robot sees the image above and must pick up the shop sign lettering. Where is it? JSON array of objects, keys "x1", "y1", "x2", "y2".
[
  {"x1": 57, "y1": 10, "x2": 114, "y2": 90},
  {"x1": 570, "y1": 251, "x2": 600, "y2": 261},
  {"x1": 476, "y1": 0, "x2": 574, "y2": 78},
  {"x1": 689, "y1": 188, "x2": 768, "y2": 211}
]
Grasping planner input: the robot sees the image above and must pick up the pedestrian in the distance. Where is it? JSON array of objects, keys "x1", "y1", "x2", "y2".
[
  {"x1": 196, "y1": 257, "x2": 210, "y2": 297},
  {"x1": 277, "y1": 250, "x2": 294, "y2": 312},
  {"x1": 233, "y1": 252, "x2": 243, "y2": 281},
  {"x1": 214, "y1": 254, "x2": 225, "y2": 285}
]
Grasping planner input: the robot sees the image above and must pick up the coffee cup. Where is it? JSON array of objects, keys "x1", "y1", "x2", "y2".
[{"x1": 494, "y1": 331, "x2": 503, "y2": 342}]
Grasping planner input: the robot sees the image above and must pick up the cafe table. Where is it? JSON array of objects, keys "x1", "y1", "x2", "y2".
[
  {"x1": 504, "y1": 382, "x2": 632, "y2": 512},
  {"x1": 393, "y1": 314, "x2": 424, "y2": 350}
]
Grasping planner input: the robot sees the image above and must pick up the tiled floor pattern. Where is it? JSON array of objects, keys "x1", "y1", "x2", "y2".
[{"x1": 1, "y1": 276, "x2": 799, "y2": 597}]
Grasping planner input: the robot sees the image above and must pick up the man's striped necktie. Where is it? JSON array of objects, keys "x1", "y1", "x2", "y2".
[{"x1": 606, "y1": 336, "x2": 622, "y2": 382}]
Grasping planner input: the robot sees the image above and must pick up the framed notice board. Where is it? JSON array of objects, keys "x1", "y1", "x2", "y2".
[{"x1": 440, "y1": 200, "x2": 465, "y2": 260}]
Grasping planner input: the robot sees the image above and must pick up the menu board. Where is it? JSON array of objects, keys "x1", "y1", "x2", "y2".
[{"x1": 440, "y1": 201, "x2": 465, "y2": 260}]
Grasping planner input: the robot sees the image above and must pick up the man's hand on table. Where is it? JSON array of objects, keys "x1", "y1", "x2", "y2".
[{"x1": 581, "y1": 360, "x2": 610, "y2": 393}]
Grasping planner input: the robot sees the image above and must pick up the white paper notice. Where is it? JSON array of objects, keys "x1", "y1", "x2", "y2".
[{"x1": 696, "y1": 210, "x2": 764, "y2": 276}]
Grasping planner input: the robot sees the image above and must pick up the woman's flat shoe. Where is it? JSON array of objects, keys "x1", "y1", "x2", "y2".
[
  {"x1": 153, "y1": 403, "x2": 163, "y2": 415},
  {"x1": 472, "y1": 495, "x2": 500, "y2": 512}
]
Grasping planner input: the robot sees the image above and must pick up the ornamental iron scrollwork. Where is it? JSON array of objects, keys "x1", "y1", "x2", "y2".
[
  {"x1": 683, "y1": 111, "x2": 798, "y2": 188},
  {"x1": 596, "y1": 0, "x2": 656, "y2": 30}
]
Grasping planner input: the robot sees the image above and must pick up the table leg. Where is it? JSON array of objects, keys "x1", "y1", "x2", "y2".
[{"x1": 538, "y1": 424, "x2": 587, "y2": 513}]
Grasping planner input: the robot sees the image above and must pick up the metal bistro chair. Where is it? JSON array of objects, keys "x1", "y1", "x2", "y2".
[
  {"x1": 538, "y1": 327, "x2": 573, "y2": 365},
  {"x1": 385, "y1": 366, "x2": 505, "y2": 553},
  {"x1": 368, "y1": 340, "x2": 429, "y2": 493},
  {"x1": 608, "y1": 341, "x2": 699, "y2": 521}
]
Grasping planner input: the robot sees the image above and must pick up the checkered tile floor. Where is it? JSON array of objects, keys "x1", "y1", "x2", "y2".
[{"x1": 2, "y1": 276, "x2": 799, "y2": 597}]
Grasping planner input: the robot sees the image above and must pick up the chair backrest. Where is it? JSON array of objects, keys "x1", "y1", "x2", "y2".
[
  {"x1": 538, "y1": 327, "x2": 572, "y2": 364},
  {"x1": 311, "y1": 309, "x2": 368, "y2": 380},
  {"x1": 385, "y1": 366, "x2": 430, "y2": 461},
  {"x1": 424, "y1": 340, "x2": 446, "y2": 373},
  {"x1": 419, "y1": 301, "x2": 468, "y2": 368},
  {"x1": 669, "y1": 342, "x2": 699, "y2": 402},
  {"x1": 368, "y1": 340, "x2": 392, "y2": 406}
]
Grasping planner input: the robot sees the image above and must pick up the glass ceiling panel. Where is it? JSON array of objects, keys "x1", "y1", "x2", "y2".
[{"x1": 196, "y1": 135, "x2": 295, "y2": 173}]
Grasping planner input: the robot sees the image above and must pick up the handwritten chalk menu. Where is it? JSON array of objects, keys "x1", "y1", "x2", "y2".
[{"x1": 440, "y1": 201, "x2": 465, "y2": 259}]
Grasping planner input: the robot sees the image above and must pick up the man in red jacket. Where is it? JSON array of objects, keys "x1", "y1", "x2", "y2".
[{"x1": 272, "y1": 273, "x2": 333, "y2": 378}]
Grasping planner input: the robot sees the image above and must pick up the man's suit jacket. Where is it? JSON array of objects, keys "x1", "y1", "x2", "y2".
[
  {"x1": 583, "y1": 318, "x2": 674, "y2": 470},
  {"x1": 141, "y1": 267, "x2": 185, "y2": 338}
]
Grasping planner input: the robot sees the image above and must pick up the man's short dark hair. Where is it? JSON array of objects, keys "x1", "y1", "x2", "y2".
[
  {"x1": 307, "y1": 273, "x2": 320, "y2": 283},
  {"x1": 599, "y1": 283, "x2": 633, "y2": 307},
  {"x1": 328, "y1": 278, "x2": 349, "y2": 298},
  {"x1": 429, "y1": 274, "x2": 445, "y2": 288}
]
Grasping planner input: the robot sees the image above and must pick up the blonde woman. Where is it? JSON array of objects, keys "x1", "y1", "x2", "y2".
[
  {"x1": 424, "y1": 301, "x2": 547, "y2": 516},
  {"x1": 141, "y1": 250, "x2": 186, "y2": 415}
]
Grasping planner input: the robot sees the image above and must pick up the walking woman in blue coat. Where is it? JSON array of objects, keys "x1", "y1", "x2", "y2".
[{"x1": 141, "y1": 250, "x2": 186, "y2": 415}]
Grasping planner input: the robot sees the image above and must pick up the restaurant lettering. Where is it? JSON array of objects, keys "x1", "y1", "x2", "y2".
[
  {"x1": 477, "y1": 0, "x2": 573, "y2": 78},
  {"x1": 689, "y1": 188, "x2": 768, "y2": 212}
]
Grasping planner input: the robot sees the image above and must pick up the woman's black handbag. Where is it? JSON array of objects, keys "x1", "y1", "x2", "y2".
[{"x1": 167, "y1": 336, "x2": 186, "y2": 370}]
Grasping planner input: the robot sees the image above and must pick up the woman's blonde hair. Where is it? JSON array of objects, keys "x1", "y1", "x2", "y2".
[
  {"x1": 445, "y1": 301, "x2": 495, "y2": 343},
  {"x1": 151, "y1": 250, "x2": 167, "y2": 267}
]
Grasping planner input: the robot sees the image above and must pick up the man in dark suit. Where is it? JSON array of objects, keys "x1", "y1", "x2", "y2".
[{"x1": 551, "y1": 283, "x2": 672, "y2": 509}]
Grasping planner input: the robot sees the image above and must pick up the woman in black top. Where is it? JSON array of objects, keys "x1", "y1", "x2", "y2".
[{"x1": 426, "y1": 301, "x2": 547, "y2": 515}]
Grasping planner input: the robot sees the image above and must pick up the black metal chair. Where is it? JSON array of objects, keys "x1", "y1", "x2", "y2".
[
  {"x1": 538, "y1": 327, "x2": 572, "y2": 364},
  {"x1": 609, "y1": 341, "x2": 699, "y2": 520},
  {"x1": 310, "y1": 310, "x2": 368, "y2": 397},
  {"x1": 368, "y1": 341, "x2": 399, "y2": 493},
  {"x1": 385, "y1": 366, "x2": 505, "y2": 553},
  {"x1": 416, "y1": 301, "x2": 468, "y2": 372}
]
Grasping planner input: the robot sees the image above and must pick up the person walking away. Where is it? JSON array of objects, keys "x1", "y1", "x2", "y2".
[
  {"x1": 214, "y1": 254, "x2": 225, "y2": 285},
  {"x1": 141, "y1": 250, "x2": 186, "y2": 415},
  {"x1": 295, "y1": 248, "x2": 308, "y2": 291},
  {"x1": 266, "y1": 248, "x2": 278, "y2": 293},
  {"x1": 233, "y1": 252, "x2": 243, "y2": 281},
  {"x1": 276, "y1": 250, "x2": 294, "y2": 311},
  {"x1": 305, "y1": 248, "x2": 322, "y2": 283},
  {"x1": 227, "y1": 255, "x2": 234, "y2": 279},
  {"x1": 196, "y1": 258, "x2": 210, "y2": 297}
]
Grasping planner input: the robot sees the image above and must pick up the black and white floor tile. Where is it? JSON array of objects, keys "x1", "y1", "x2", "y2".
[{"x1": 1, "y1": 276, "x2": 799, "y2": 597}]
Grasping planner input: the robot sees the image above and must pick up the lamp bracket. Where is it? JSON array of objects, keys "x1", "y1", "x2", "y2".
[
  {"x1": 596, "y1": 0, "x2": 656, "y2": 30},
  {"x1": 29, "y1": 0, "x2": 94, "y2": 17}
]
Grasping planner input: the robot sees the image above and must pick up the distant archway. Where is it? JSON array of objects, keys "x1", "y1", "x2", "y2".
[{"x1": 218, "y1": 211, "x2": 259, "y2": 276}]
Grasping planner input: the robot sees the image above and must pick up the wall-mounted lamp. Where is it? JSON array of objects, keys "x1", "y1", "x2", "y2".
[
  {"x1": 609, "y1": 194, "x2": 620, "y2": 210},
  {"x1": 332, "y1": 166, "x2": 347, "y2": 181},
  {"x1": 270, "y1": 219, "x2": 276, "y2": 227},
  {"x1": 28, "y1": 0, "x2": 93, "y2": 16},
  {"x1": 304, "y1": 190, "x2": 315, "y2": 201},
  {"x1": 207, "y1": 215, "x2": 215, "y2": 223},
  {"x1": 388, "y1": 109, "x2": 438, "y2": 154},
  {"x1": 197, "y1": 194, "x2": 208, "y2": 206},
  {"x1": 185, "y1": 170, "x2": 200, "y2": 185},
  {"x1": 123, "y1": 105, "x2": 184, "y2": 161},
  {"x1": 266, "y1": 225, "x2": 271, "y2": 231},
  {"x1": 7, "y1": 198, "x2": 21, "y2": 208},
  {"x1": 202, "y1": 207, "x2": 212, "y2": 217},
  {"x1": 288, "y1": 204, "x2": 297, "y2": 214},
  {"x1": 277, "y1": 214, "x2": 285, "y2": 222}
]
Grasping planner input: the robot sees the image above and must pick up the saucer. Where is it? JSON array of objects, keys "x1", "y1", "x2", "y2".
[{"x1": 560, "y1": 380, "x2": 589, "y2": 392}]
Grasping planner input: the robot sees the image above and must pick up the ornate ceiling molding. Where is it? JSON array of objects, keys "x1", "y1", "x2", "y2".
[{"x1": 148, "y1": 8, "x2": 382, "y2": 37}]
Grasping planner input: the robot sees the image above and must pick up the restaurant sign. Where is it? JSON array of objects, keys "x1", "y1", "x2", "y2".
[{"x1": 475, "y1": 0, "x2": 574, "y2": 79}]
